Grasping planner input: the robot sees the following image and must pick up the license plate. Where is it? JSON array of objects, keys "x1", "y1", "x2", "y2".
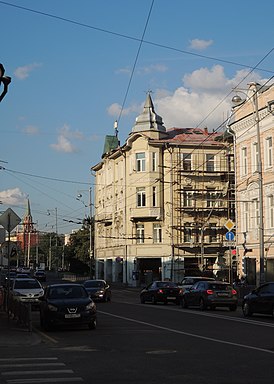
[
  {"x1": 218, "y1": 293, "x2": 228, "y2": 297},
  {"x1": 65, "y1": 313, "x2": 81, "y2": 318},
  {"x1": 167, "y1": 296, "x2": 176, "y2": 300}
]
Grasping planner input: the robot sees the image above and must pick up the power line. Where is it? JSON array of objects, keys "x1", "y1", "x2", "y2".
[{"x1": 1, "y1": 1, "x2": 273, "y2": 75}]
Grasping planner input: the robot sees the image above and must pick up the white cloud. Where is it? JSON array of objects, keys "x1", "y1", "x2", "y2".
[
  {"x1": 0, "y1": 188, "x2": 27, "y2": 206},
  {"x1": 137, "y1": 64, "x2": 168, "y2": 75},
  {"x1": 107, "y1": 102, "x2": 140, "y2": 118},
  {"x1": 50, "y1": 124, "x2": 82, "y2": 153},
  {"x1": 14, "y1": 63, "x2": 42, "y2": 80},
  {"x1": 189, "y1": 39, "x2": 213, "y2": 50}
]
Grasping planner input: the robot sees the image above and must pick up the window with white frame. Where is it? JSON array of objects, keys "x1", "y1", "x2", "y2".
[
  {"x1": 267, "y1": 194, "x2": 274, "y2": 228},
  {"x1": 181, "y1": 153, "x2": 192, "y2": 170},
  {"x1": 137, "y1": 188, "x2": 146, "y2": 207},
  {"x1": 241, "y1": 147, "x2": 248, "y2": 176},
  {"x1": 265, "y1": 137, "x2": 273, "y2": 169},
  {"x1": 206, "y1": 154, "x2": 215, "y2": 172},
  {"x1": 182, "y1": 188, "x2": 193, "y2": 207},
  {"x1": 242, "y1": 201, "x2": 249, "y2": 232},
  {"x1": 252, "y1": 198, "x2": 259, "y2": 229},
  {"x1": 252, "y1": 142, "x2": 259, "y2": 173},
  {"x1": 136, "y1": 224, "x2": 145, "y2": 243},
  {"x1": 136, "y1": 152, "x2": 146, "y2": 172},
  {"x1": 153, "y1": 223, "x2": 162, "y2": 243},
  {"x1": 152, "y1": 152, "x2": 157, "y2": 172}
]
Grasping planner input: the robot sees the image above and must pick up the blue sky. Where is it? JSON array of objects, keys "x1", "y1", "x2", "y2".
[{"x1": 0, "y1": 0, "x2": 274, "y2": 235}]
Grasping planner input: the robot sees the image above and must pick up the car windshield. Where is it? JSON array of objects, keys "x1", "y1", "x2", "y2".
[
  {"x1": 208, "y1": 283, "x2": 231, "y2": 290},
  {"x1": 157, "y1": 282, "x2": 178, "y2": 288},
  {"x1": 14, "y1": 280, "x2": 41, "y2": 289},
  {"x1": 84, "y1": 281, "x2": 104, "y2": 288},
  {"x1": 48, "y1": 286, "x2": 88, "y2": 299}
]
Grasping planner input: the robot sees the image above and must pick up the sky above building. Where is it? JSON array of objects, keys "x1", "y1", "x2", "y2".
[{"x1": 0, "y1": 0, "x2": 274, "y2": 235}]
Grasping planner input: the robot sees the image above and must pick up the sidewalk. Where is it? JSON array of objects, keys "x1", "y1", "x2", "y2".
[{"x1": 0, "y1": 308, "x2": 41, "y2": 347}]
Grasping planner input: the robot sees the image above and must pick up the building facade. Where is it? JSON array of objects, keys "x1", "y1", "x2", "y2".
[
  {"x1": 92, "y1": 94, "x2": 234, "y2": 286},
  {"x1": 229, "y1": 82, "x2": 274, "y2": 285}
]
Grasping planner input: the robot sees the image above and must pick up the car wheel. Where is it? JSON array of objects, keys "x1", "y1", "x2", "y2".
[
  {"x1": 210, "y1": 305, "x2": 216, "y2": 310},
  {"x1": 242, "y1": 301, "x2": 252, "y2": 317},
  {"x1": 151, "y1": 295, "x2": 157, "y2": 305},
  {"x1": 140, "y1": 295, "x2": 145, "y2": 304},
  {"x1": 229, "y1": 304, "x2": 237, "y2": 311},
  {"x1": 199, "y1": 298, "x2": 206, "y2": 311},
  {"x1": 88, "y1": 318, "x2": 97, "y2": 330},
  {"x1": 181, "y1": 297, "x2": 188, "y2": 309}
]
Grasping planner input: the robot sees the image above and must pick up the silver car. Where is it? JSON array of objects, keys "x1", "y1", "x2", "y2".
[{"x1": 11, "y1": 278, "x2": 44, "y2": 307}]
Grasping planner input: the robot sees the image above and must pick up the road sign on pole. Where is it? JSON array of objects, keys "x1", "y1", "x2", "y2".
[{"x1": 225, "y1": 231, "x2": 235, "y2": 241}]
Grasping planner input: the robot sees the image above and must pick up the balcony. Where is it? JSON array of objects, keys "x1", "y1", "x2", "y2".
[
  {"x1": 130, "y1": 207, "x2": 162, "y2": 221},
  {"x1": 95, "y1": 212, "x2": 112, "y2": 225}
]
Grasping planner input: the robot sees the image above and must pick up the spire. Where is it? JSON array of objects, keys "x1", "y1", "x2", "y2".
[
  {"x1": 23, "y1": 198, "x2": 34, "y2": 232},
  {"x1": 132, "y1": 92, "x2": 166, "y2": 133}
]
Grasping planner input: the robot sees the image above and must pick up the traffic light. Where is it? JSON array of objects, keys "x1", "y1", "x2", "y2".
[{"x1": 232, "y1": 255, "x2": 237, "y2": 270}]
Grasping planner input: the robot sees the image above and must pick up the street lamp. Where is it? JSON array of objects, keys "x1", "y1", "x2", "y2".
[
  {"x1": 232, "y1": 82, "x2": 265, "y2": 286},
  {"x1": 0, "y1": 63, "x2": 11, "y2": 103}
]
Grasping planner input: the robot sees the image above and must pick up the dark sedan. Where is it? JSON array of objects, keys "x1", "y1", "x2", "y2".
[
  {"x1": 39, "y1": 283, "x2": 97, "y2": 331},
  {"x1": 242, "y1": 282, "x2": 274, "y2": 317},
  {"x1": 82, "y1": 279, "x2": 111, "y2": 302},
  {"x1": 181, "y1": 280, "x2": 238, "y2": 311},
  {"x1": 140, "y1": 281, "x2": 180, "y2": 305}
]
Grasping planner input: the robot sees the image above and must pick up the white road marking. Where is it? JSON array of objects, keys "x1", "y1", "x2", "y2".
[{"x1": 99, "y1": 310, "x2": 274, "y2": 355}]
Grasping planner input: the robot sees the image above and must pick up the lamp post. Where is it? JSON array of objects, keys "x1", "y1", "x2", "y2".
[
  {"x1": 77, "y1": 187, "x2": 93, "y2": 278},
  {"x1": 232, "y1": 83, "x2": 265, "y2": 286},
  {"x1": 47, "y1": 208, "x2": 58, "y2": 270},
  {"x1": 0, "y1": 63, "x2": 11, "y2": 103}
]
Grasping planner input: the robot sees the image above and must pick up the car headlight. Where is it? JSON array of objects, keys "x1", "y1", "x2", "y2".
[
  {"x1": 86, "y1": 301, "x2": 96, "y2": 310},
  {"x1": 48, "y1": 304, "x2": 58, "y2": 312}
]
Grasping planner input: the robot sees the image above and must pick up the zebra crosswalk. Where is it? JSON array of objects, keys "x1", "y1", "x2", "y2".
[{"x1": 0, "y1": 356, "x2": 84, "y2": 383}]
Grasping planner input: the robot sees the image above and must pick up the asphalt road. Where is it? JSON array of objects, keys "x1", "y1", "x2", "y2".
[{"x1": 1, "y1": 287, "x2": 274, "y2": 384}]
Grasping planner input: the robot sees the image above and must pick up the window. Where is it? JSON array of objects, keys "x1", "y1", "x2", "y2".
[
  {"x1": 152, "y1": 152, "x2": 157, "y2": 172},
  {"x1": 207, "y1": 189, "x2": 217, "y2": 207},
  {"x1": 153, "y1": 224, "x2": 162, "y2": 243},
  {"x1": 136, "y1": 224, "x2": 144, "y2": 244},
  {"x1": 241, "y1": 147, "x2": 248, "y2": 176},
  {"x1": 252, "y1": 142, "x2": 259, "y2": 173},
  {"x1": 265, "y1": 137, "x2": 273, "y2": 168},
  {"x1": 137, "y1": 188, "x2": 146, "y2": 207},
  {"x1": 152, "y1": 186, "x2": 156, "y2": 207},
  {"x1": 182, "y1": 189, "x2": 193, "y2": 207},
  {"x1": 181, "y1": 153, "x2": 192, "y2": 170},
  {"x1": 243, "y1": 202, "x2": 249, "y2": 232},
  {"x1": 206, "y1": 154, "x2": 215, "y2": 172},
  {"x1": 136, "y1": 152, "x2": 146, "y2": 172},
  {"x1": 267, "y1": 195, "x2": 274, "y2": 228},
  {"x1": 252, "y1": 198, "x2": 259, "y2": 228},
  {"x1": 208, "y1": 223, "x2": 217, "y2": 242},
  {"x1": 184, "y1": 223, "x2": 192, "y2": 242}
]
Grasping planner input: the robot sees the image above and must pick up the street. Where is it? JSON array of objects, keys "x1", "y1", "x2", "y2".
[{"x1": 1, "y1": 287, "x2": 274, "y2": 383}]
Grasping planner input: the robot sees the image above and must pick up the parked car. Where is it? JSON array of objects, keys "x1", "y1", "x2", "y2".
[
  {"x1": 10, "y1": 278, "x2": 44, "y2": 308},
  {"x1": 179, "y1": 276, "x2": 215, "y2": 292},
  {"x1": 16, "y1": 273, "x2": 31, "y2": 279},
  {"x1": 242, "y1": 282, "x2": 274, "y2": 317},
  {"x1": 140, "y1": 281, "x2": 180, "y2": 305},
  {"x1": 39, "y1": 283, "x2": 97, "y2": 331},
  {"x1": 180, "y1": 280, "x2": 238, "y2": 311},
  {"x1": 82, "y1": 279, "x2": 111, "y2": 302},
  {"x1": 3, "y1": 271, "x2": 17, "y2": 287},
  {"x1": 34, "y1": 269, "x2": 46, "y2": 282}
]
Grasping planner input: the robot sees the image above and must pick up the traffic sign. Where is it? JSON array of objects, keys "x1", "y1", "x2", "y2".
[
  {"x1": 225, "y1": 231, "x2": 235, "y2": 241},
  {"x1": 223, "y1": 241, "x2": 236, "y2": 247},
  {"x1": 0, "y1": 208, "x2": 21, "y2": 232},
  {"x1": 224, "y1": 219, "x2": 235, "y2": 231}
]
